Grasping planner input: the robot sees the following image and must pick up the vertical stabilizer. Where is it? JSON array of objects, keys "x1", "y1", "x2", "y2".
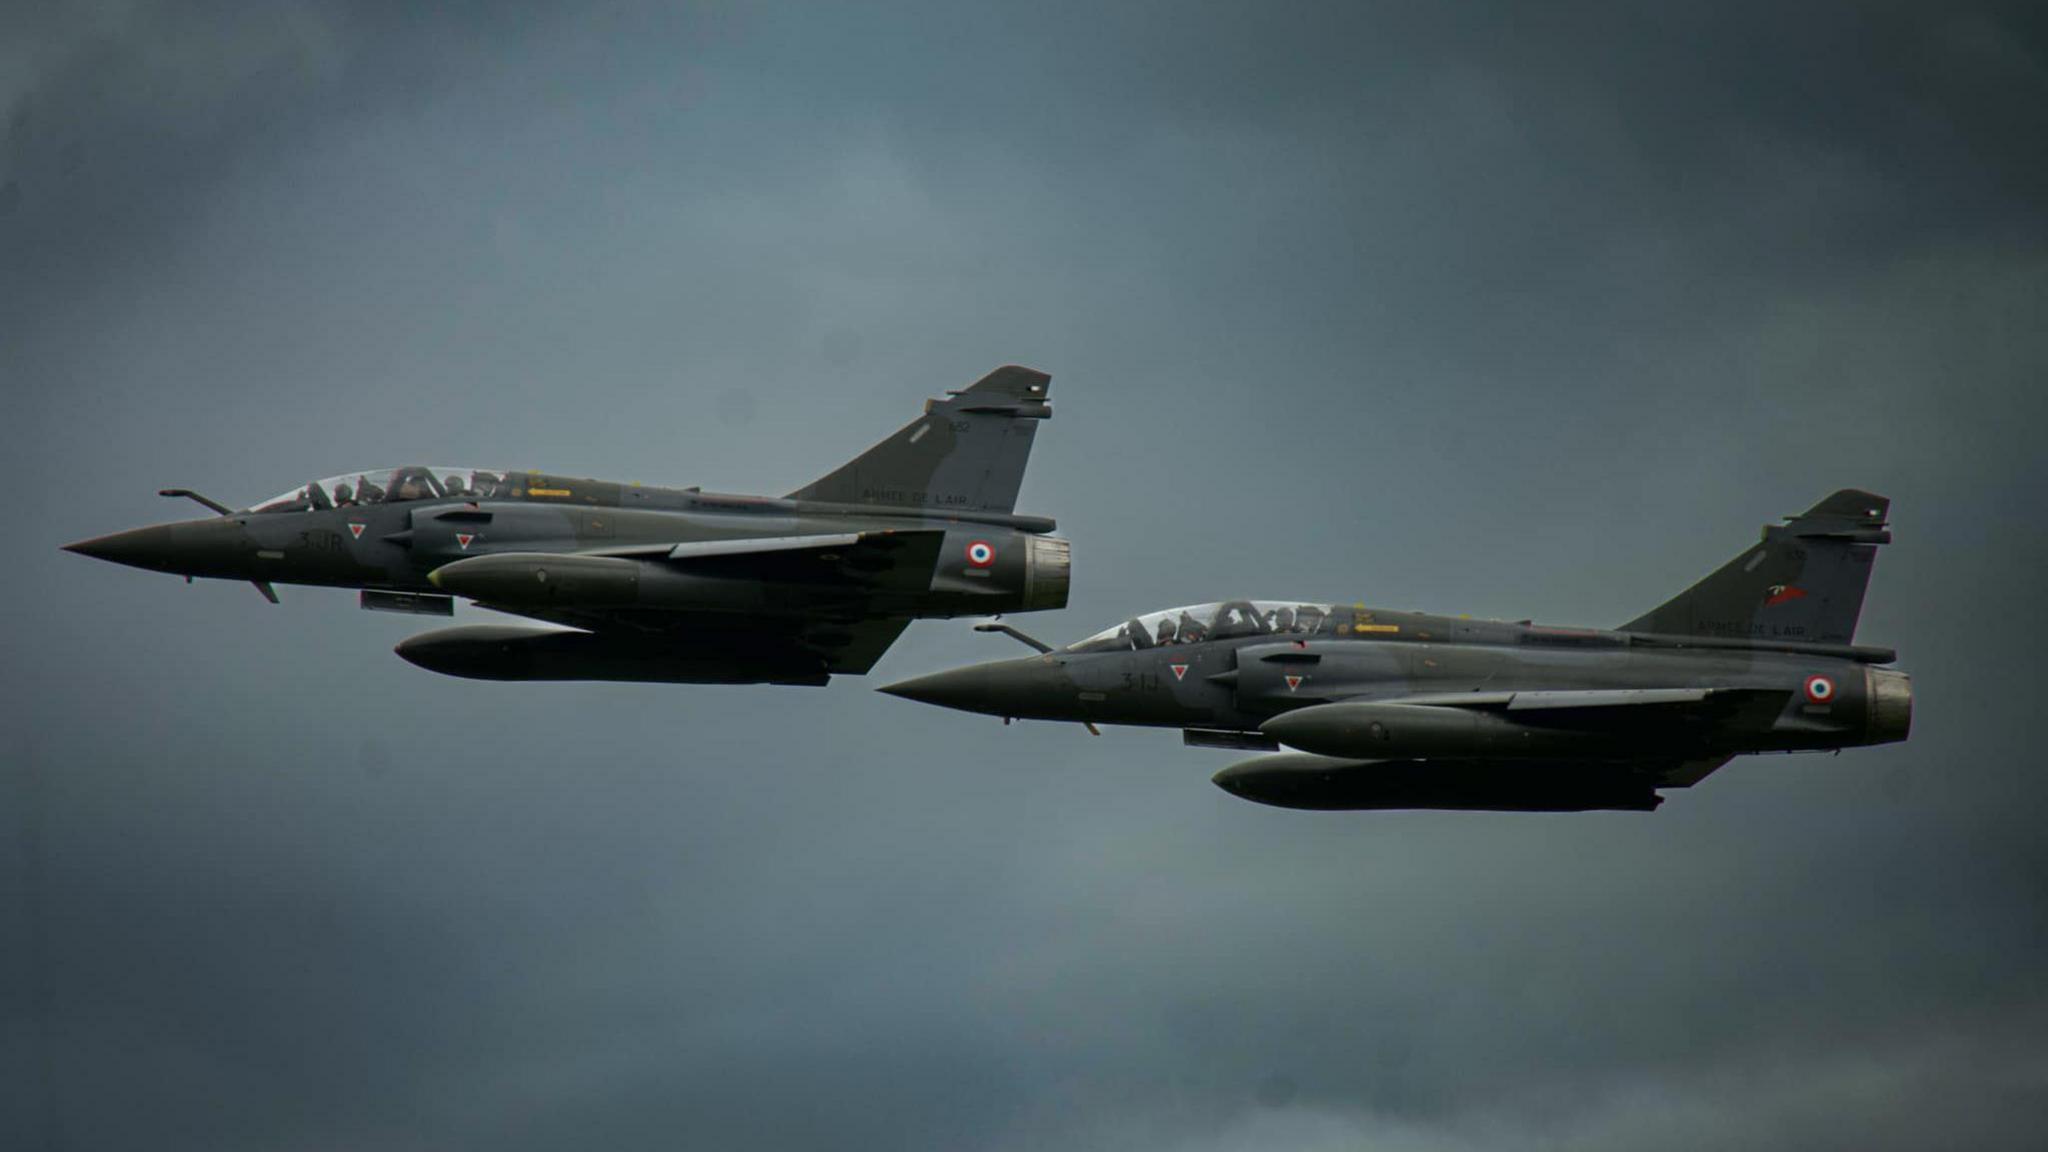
[
  {"x1": 788, "y1": 366, "x2": 1052, "y2": 514},
  {"x1": 1620, "y1": 489, "x2": 1891, "y2": 645}
]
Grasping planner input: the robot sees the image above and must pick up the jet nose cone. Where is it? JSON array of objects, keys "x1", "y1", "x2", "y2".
[
  {"x1": 62, "y1": 525, "x2": 179, "y2": 572},
  {"x1": 879, "y1": 656, "x2": 1075, "y2": 720},
  {"x1": 64, "y1": 518, "x2": 254, "y2": 579},
  {"x1": 879, "y1": 667, "x2": 989, "y2": 711}
]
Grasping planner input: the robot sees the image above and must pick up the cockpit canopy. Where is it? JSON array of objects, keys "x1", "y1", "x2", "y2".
[
  {"x1": 1066, "y1": 600, "x2": 1340, "y2": 652},
  {"x1": 249, "y1": 466, "x2": 521, "y2": 513}
]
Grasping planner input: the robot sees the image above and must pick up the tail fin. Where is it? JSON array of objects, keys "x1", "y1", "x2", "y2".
[
  {"x1": 787, "y1": 365, "x2": 1052, "y2": 513},
  {"x1": 1619, "y1": 489, "x2": 1891, "y2": 645}
]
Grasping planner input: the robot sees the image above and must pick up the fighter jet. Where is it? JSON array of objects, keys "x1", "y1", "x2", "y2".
[
  {"x1": 881, "y1": 490, "x2": 1911, "y2": 811},
  {"x1": 65, "y1": 366, "x2": 1071, "y2": 685}
]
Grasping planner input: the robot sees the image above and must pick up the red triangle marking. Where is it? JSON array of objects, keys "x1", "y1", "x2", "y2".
[
  {"x1": 1170, "y1": 664, "x2": 1188, "y2": 681},
  {"x1": 347, "y1": 523, "x2": 365, "y2": 540},
  {"x1": 456, "y1": 533, "x2": 474, "y2": 550},
  {"x1": 1285, "y1": 674, "x2": 1304, "y2": 691}
]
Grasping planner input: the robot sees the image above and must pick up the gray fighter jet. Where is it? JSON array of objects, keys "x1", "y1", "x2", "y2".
[
  {"x1": 881, "y1": 490, "x2": 1911, "y2": 811},
  {"x1": 65, "y1": 367, "x2": 1071, "y2": 685}
]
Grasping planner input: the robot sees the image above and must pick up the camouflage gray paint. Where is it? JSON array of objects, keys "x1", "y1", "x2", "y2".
[
  {"x1": 64, "y1": 367, "x2": 1071, "y2": 685},
  {"x1": 788, "y1": 368, "x2": 1050, "y2": 513},
  {"x1": 881, "y1": 490, "x2": 1912, "y2": 811}
]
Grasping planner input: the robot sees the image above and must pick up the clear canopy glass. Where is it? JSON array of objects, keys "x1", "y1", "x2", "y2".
[
  {"x1": 1066, "y1": 600, "x2": 1339, "y2": 652},
  {"x1": 249, "y1": 466, "x2": 521, "y2": 513}
]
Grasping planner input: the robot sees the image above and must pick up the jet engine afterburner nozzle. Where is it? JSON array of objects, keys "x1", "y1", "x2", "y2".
[
  {"x1": 1865, "y1": 667, "x2": 1912, "y2": 745},
  {"x1": 1021, "y1": 534, "x2": 1071, "y2": 612}
]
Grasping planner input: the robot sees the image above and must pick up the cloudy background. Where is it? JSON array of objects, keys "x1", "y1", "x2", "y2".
[{"x1": 5, "y1": 2, "x2": 2046, "y2": 1147}]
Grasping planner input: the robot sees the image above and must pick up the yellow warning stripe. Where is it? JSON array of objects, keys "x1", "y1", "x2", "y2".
[
  {"x1": 528, "y1": 487, "x2": 572, "y2": 497},
  {"x1": 1353, "y1": 623, "x2": 1400, "y2": 634}
]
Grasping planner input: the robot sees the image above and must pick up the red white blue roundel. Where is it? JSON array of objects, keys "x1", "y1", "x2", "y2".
[
  {"x1": 1803, "y1": 674, "x2": 1836, "y2": 704},
  {"x1": 965, "y1": 540, "x2": 996, "y2": 568}
]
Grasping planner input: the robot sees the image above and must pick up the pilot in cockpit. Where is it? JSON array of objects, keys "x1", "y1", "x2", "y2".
[
  {"x1": 1209, "y1": 600, "x2": 1267, "y2": 640},
  {"x1": 389, "y1": 467, "x2": 435, "y2": 502}
]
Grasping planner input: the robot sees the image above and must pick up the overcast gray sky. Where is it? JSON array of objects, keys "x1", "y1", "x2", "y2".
[{"x1": 4, "y1": 2, "x2": 2046, "y2": 1148}]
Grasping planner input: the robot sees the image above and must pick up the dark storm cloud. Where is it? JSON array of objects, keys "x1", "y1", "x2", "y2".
[{"x1": 5, "y1": 3, "x2": 2047, "y2": 1149}]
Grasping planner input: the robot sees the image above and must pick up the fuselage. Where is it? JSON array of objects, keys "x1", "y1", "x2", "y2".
[
  {"x1": 66, "y1": 465, "x2": 1070, "y2": 620},
  {"x1": 882, "y1": 602, "x2": 1912, "y2": 760}
]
